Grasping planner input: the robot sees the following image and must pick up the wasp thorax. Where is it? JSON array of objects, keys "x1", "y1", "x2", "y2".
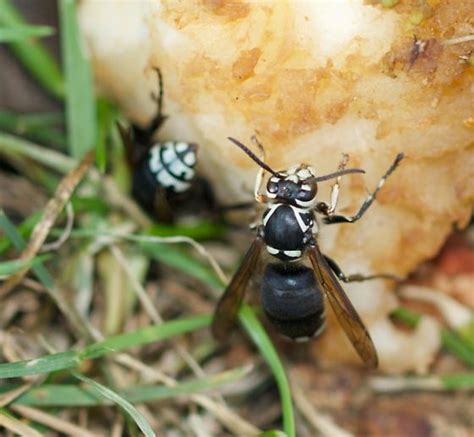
[{"x1": 266, "y1": 164, "x2": 318, "y2": 208}]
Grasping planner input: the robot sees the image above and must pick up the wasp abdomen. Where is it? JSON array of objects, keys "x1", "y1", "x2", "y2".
[{"x1": 261, "y1": 263, "x2": 325, "y2": 340}]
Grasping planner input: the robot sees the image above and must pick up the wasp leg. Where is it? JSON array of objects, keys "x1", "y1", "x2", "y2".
[
  {"x1": 327, "y1": 153, "x2": 350, "y2": 214},
  {"x1": 315, "y1": 153, "x2": 349, "y2": 216},
  {"x1": 147, "y1": 67, "x2": 168, "y2": 133},
  {"x1": 323, "y1": 153, "x2": 404, "y2": 224},
  {"x1": 133, "y1": 68, "x2": 168, "y2": 145},
  {"x1": 324, "y1": 255, "x2": 402, "y2": 282}
]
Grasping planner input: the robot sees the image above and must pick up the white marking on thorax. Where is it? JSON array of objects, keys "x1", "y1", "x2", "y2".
[
  {"x1": 289, "y1": 205, "x2": 311, "y2": 233},
  {"x1": 262, "y1": 203, "x2": 281, "y2": 227},
  {"x1": 267, "y1": 245, "x2": 279, "y2": 255},
  {"x1": 283, "y1": 249, "x2": 302, "y2": 258}
]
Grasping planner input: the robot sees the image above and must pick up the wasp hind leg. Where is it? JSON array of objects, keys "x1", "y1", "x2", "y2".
[
  {"x1": 323, "y1": 153, "x2": 404, "y2": 225},
  {"x1": 133, "y1": 68, "x2": 168, "y2": 146},
  {"x1": 324, "y1": 255, "x2": 402, "y2": 282}
]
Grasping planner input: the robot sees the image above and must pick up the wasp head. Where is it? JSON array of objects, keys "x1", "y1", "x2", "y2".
[{"x1": 266, "y1": 164, "x2": 318, "y2": 208}]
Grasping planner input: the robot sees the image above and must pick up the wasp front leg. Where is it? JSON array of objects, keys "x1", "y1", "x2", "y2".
[
  {"x1": 315, "y1": 153, "x2": 349, "y2": 216},
  {"x1": 322, "y1": 153, "x2": 404, "y2": 225}
]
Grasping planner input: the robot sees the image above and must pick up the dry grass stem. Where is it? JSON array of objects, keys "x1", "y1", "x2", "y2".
[
  {"x1": 40, "y1": 201, "x2": 75, "y2": 252},
  {"x1": 0, "y1": 409, "x2": 42, "y2": 437},
  {"x1": 10, "y1": 405, "x2": 98, "y2": 437},
  {"x1": 292, "y1": 382, "x2": 353, "y2": 437},
  {"x1": 0, "y1": 151, "x2": 94, "y2": 295}
]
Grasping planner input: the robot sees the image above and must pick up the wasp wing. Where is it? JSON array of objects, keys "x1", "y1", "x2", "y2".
[
  {"x1": 116, "y1": 121, "x2": 137, "y2": 167},
  {"x1": 307, "y1": 244, "x2": 378, "y2": 368},
  {"x1": 211, "y1": 236, "x2": 264, "y2": 341}
]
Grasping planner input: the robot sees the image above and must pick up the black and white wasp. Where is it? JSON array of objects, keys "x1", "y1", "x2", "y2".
[
  {"x1": 212, "y1": 137, "x2": 404, "y2": 367},
  {"x1": 118, "y1": 69, "x2": 214, "y2": 221}
]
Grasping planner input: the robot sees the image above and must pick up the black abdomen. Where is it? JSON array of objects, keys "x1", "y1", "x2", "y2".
[{"x1": 261, "y1": 263, "x2": 325, "y2": 340}]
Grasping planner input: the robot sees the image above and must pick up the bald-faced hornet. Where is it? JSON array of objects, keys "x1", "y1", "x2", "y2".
[
  {"x1": 212, "y1": 137, "x2": 404, "y2": 367},
  {"x1": 117, "y1": 69, "x2": 215, "y2": 222}
]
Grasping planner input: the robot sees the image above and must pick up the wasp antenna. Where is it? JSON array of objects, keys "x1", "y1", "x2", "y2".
[
  {"x1": 313, "y1": 168, "x2": 366, "y2": 183},
  {"x1": 228, "y1": 137, "x2": 278, "y2": 176}
]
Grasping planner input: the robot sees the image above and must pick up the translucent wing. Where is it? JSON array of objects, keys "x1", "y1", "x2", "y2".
[
  {"x1": 211, "y1": 236, "x2": 264, "y2": 341},
  {"x1": 307, "y1": 243, "x2": 378, "y2": 368},
  {"x1": 116, "y1": 121, "x2": 148, "y2": 167}
]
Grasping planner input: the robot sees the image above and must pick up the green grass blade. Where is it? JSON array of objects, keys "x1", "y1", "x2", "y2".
[
  {"x1": 239, "y1": 305, "x2": 295, "y2": 437},
  {"x1": 140, "y1": 237, "x2": 295, "y2": 436},
  {"x1": 6, "y1": 366, "x2": 249, "y2": 407},
  {"x1": 441, "y1": 330, "x2": 474, "y2": 367},
  {"x1": 72, "y1": 372, "x2": 155, "y2": 437},
  {"x1": 59, "y1": 0, "x2": 97, "y2": 158},
  {"x1": 0, "y1": 254, "x2": 49, "y2": 278},
  {"x1": 0, "y1": 111, "x2": 66, "y2": 147},
  {"x1": 80, "y1": 314, "x2": 211, "y2": 360},
  {"x1": 0, "y1": 132, "x2": 75, "y2": 172},
  {"x1": 140, "y1": 242, "x2": 224, "y2": 290},
  {"x1": 0, "y1": 25, "x2": 54, "y2": 42},
  {"x1": 147, "y1": 222, "x2": 225, "y2": 240},
  {"x1": 442, "y1": 372, "x2": 474, "y2": 390},
  {"x1": 0, "y1": 209, "x2": 54, "y2": 288},
  {"x1": 0, "y1": 211, "x2": 42, "y2": 255},
  {"x1": 0, "y1": 351, "x2": 79, "y2": 378},
  {"x1": 0, "y1": 315, "x2": 211, "y2": 378},
  {"x1": 95, "y1": 98, "x2": 116, "y2": 172},
  {"x1": 0, "y1": 0, "x2": 64, "y2": 98},
  {"x1": 392, "y1": 306, "x2": 474, "y2": 367}
]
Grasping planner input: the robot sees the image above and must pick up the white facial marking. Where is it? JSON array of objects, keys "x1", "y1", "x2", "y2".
[
  {"x1": 270, "y1": 176, "x2": 280, "y2": 183},
  {"x1": 286, "y1": 174, "x2": 299, "y2": 183},
  {"x1": 295, "y1": 336, "x2": 310, "y2": 343},
  {"x1": 266, "y1": 192, "x2": 277, "y2": 199},
  {"x1": 287, "y1": 165, "x2": 299, "y2": 175},
  {"x1": 301, "y1": 184, "x2": 312, "y2": 191},
  {"x1": 297, "y1": 169, "x2": 312, "y2": 179}
]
